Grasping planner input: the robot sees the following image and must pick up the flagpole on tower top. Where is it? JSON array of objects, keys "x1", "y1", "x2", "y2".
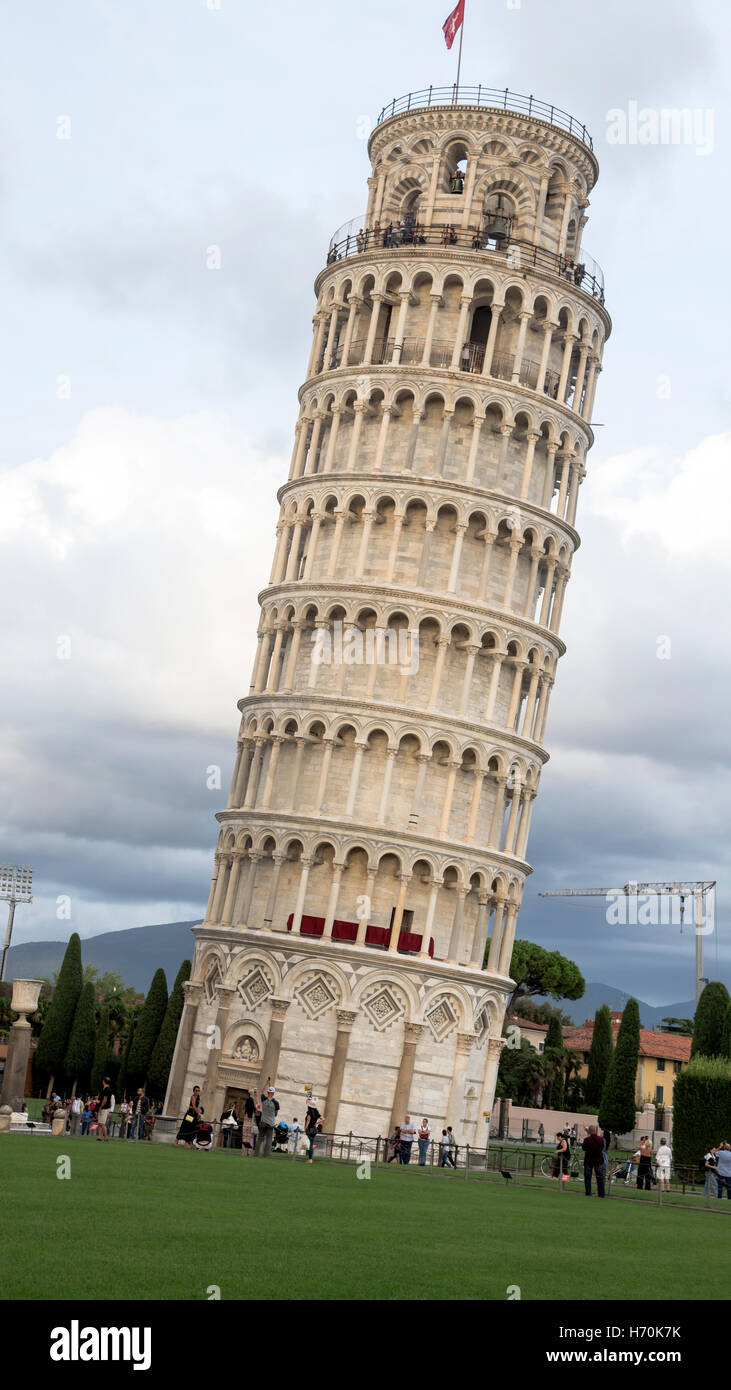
[
  {"x1": 443, "y1": 0, "x2": 466, "y2": 101},
  {"x1": 455, "y1": 0, "x2": 465, "y2": 100}
]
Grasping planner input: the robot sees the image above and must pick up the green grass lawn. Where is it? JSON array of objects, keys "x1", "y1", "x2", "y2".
[{"x1": 2, "y1": 1134, "x2": 728, "y2": 1301}]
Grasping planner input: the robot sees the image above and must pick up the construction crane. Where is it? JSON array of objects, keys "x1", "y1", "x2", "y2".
[{"x1": 539, "y1": 881, "x2": 717, "y2": 1006}]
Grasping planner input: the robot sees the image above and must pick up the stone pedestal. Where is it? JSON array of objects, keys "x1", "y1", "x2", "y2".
[
  {"x1": 0, "y1": 1104, "x2": 11, "y2": 1133},
  {"x1": 0, "y1": 979, "x2": 43, "y2": 1110}
]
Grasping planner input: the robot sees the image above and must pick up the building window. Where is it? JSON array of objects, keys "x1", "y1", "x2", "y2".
[
  {"x1": 655, "y1": 1085, "x2": 664, "y2": 1105},
  {"x1": 674, "y1": 1061, "x2": 682, "y2": 1075},
  {"x1": 583, "y1": 1052, "x2": 589, "y2": 1063},
  {"x1": 656, "y1": 1058, "x2": 665, "y2": 1071}
]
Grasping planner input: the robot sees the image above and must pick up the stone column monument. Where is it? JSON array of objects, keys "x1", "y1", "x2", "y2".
[{"x1": 166, "y1": 84, "x2": 610, "y2": 1141}]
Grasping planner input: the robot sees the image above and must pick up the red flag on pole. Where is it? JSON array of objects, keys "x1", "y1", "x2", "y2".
[{"x1": 443, "y1": 0, "x2": 465, "y2": 50}]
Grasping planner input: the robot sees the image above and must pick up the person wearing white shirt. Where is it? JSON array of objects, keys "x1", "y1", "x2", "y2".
[
  {"x1": 289, "y1": 1117, "x2": 303, "y2": 1153},
  {"x1": 69, "y1": 1095, "x2": 83, "y2": 1135},
  {"x1": 417, "y1": 1118, "x2": 431, "y2": 1166},
  {"x1": 399, "y1": 1114, "x2": 416, "y2": 1164},
  {"x1": 656, "y1": 1139, "x2": 672, "y2": 1191}
]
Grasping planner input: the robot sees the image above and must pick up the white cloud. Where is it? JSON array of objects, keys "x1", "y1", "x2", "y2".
[{"x1": 1, "y1": 407, "x2": 280, "y2": 731}]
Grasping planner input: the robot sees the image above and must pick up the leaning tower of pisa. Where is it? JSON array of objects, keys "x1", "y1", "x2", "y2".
[{"x1": 165, "y1": 85, "x2": 610, "y2": 1144}]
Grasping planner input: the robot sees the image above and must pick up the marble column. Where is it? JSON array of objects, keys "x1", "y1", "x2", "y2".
[
  {"x1": 388, "y1": 1022, "x2": 424, "y2": 1133},
  {"x1": 446, "y1": 1031, "x2": 478, "y2": 1129},
  {"x1": 324, "y1": 1009, "x2": 357, "y2": 1132},
  {"x1": 258, "y1": 998, "x2": 291, "y2": 1091}
]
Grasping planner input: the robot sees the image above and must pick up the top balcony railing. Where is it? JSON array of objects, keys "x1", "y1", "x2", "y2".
[
  {"x1": 326, "y1": 217, "x2": 605, "y2": 302},
  {"x1": 375, "y1": 85, "x2": 593, "y2": 151}
]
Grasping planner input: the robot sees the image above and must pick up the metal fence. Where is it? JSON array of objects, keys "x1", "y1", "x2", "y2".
[
  {"x1": 374, "y1": 86, "x2": 593, "y2": 150},
  {"x1": 325, "y1": 221, "x2": 605, "y2": 303}
]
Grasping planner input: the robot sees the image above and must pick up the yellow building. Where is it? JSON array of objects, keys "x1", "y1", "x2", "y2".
[{"x1": 564, "y1": 1012, "x2": 691, "y2": 1107}]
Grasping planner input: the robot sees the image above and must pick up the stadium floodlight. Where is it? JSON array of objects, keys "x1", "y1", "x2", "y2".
[{"x1": 0, "y1": 866, "x2": 34, "y2": 982}]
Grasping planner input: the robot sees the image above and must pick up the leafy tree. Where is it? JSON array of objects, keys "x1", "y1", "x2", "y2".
[
  {"x1": 585, "y1": 1004, "x2": 614, "y2": 1108},
  {"x1": 522, "y1": 1052, "x2": 547, "y2": 1107},
  {"x1": 565, "y1": 1073, "x2": 586, "y2": 1112},
  {"x1": 90, "y1": 1005, "x2": 110, "y2": 1094},
  {"x1": 126, "y1": 968, "x2": 168, "y2": 1090},
  {"x1": 598, "y1": 998, "x2": 640, "y2": 1136},
  {"x1": 513, "y1": 998, "x2": 573, "y2": 1027},
  {"x1": 658, "y1": 1016, "x2": 694, "y2": 1036},
  {"x1": 673, "y1": 1056, "x2": 731, "y2": 1168},
  {"x1": 491, "y1": 938, "x2": 585, "y2": 1014},
  {"x1": 147, "y1": 959, "x2": 191, "y2": 1102},
  {"x1": 495, "y1": 1036, "x2": 534, "y2": 1102},
  {"x1": 691, "y1": 981, "x2": 731, "y2": 1060},
  {"x1": 63, "y1": 981, "x2": 97, "y2": 1093},
  {"x1": 35, "y1": 933, "x2": 83, "y2": 1093},
  {"x1": 543, "y1": 1014, "x2": 565, "y2": 1109}
]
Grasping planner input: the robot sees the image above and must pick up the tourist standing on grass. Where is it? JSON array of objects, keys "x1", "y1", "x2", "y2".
[
  {"x1": 714, "y1": 1142, "x2": 731, "y2": 1198},
  {"x1": 96, "y1": 1078, "x2": 112, "y2": 1143},
  {"x1": 388, "y1": 1126, "x2": 402, "y2": 1163},
  {"x1": 703, "y1": 1145, "x2": 718, "y2": 1196},
  {"x1": 174, "y1": 1086, "x2": 200, "y2": 1147},
  {"x1": 129, "y1": 1087, "x2": 150, "y2": 1141},
  {"x1": 656, "y1": 1138, "x2": 672, "y2": 1191},
  {"x1": 289, "y1": 1116, "x2": 303, "y2": 1153},
  {"x1": 553, "y1": 1132, "x2": 569, "y2": 1179},
  {"x1": 81, "y1": 1101, "x2": 92, "y2": 1136},
  {"x1": 581, "y1": 1125, "x2": 606, "y2": 1198},
  {"x1": 417, "y1": 1118, "x2": 431, "y2": 1165},
  {"x1": 255, "y1": 1084, "x2": 278, "y2": 1156},
  {"x1": 439, "y1": 1130, "x2": 452, "y2": 1167},
  {"x1": 635, "y1": 1136, "x2": 653, "y2": 1191},
  {"x1": 304, "y1": 1112, "x2": 324, "y2": 1163},
  {"x1": 240, "y1": 1094, "x2": 256, "y2": 1156},
  {"x1": 400, "y1": 1114, "x2": 416, "y2": 1164},
  {"x1": 69, "y1": 1095, "x2": 82, "y2": 1135},
  {"x1": 447, "y1": 1126, "x2": 457, "y2": 1168}
]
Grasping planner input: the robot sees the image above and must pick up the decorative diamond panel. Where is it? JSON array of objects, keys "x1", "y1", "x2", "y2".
[
  {"x1": 363, "y1": 985, "x2": 405, "y2": 1033},
  {"x1": 237, "y1": 967, "x2": 273, "y2": 1011},
  {"x1": 426, "y1": 997, "x2": 458, "y2": 1042},
  {"x1": 295, "y1": 972, "x2": 338, "y2": 1020}
]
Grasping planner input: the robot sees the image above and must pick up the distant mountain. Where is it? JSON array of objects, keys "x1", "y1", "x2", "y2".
[
  {"x1": 559, "y1": 982, "x2": 695, "y2": 1030},
  {"x1": 5, "y1": 921, "x2": 201, "y2": 993}
]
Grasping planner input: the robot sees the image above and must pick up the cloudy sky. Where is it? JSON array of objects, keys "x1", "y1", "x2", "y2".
[{"x1": 2, "y1": 0, "x2": 729, "y2": 1005}]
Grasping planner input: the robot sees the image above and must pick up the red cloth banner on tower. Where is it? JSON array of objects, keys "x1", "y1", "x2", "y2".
[{"x1": 443, "y1": 0, "x2": 465, "y2": 49}]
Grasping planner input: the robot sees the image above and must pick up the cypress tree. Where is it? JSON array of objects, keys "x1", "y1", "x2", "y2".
[
  {"x1": 723, "y1": 1002, "x2": 731, "y2": 1062},
  {"x1": 35, "y1": 932, "x2": 83, "y2": 1092},
  {"x1": 598, "y1": 997, "x2": 640, "y2": 1136},
  {"x1": 147, "y1": 959, "x2": 191, "y2": 1102},
  {"x1": 544, "y1": 1013, "x2": 565, "y2": 1109},
  {"x1": 126, "y1": 968, "x2": 168, "y2": 1090},
  {"x1": 691, "y1": 981, "x2": 731, "y2": 1059},
  {"x1": 585, "y1": 1004, "x2": 614, "y2": 1107},
  {"x1": 118, "y1": 1018, "x2": 136, "y2": 1099},
  {"x1": 63, "y1": 981, "x2": 97, "y2": 1094},
  {"x1": 90, "y1": 1005, "x2": 110, "y2": 1095}
]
